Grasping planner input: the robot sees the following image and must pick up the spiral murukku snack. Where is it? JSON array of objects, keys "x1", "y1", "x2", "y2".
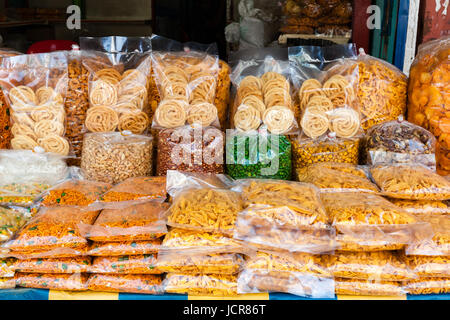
[
  {"x1": 328, "y1": 107, "x2": 360, "y2": 138},
  {"x1": 85, "y1": 105, "x2": 119, "y2": 132},
  {"x1": 300, "y1": 107, "x2": 329, "y2": 139},
  {"x1": 186, "y1": 101, "x2": 218, "y2": 127},
  {"x1": 263, "y1": 106, "x2": 295, "y2": 134},
  {"x1": 234, "y1": 105, "x2": 261, "y2": 132},
  {"x1": 117, "y1": 111, "x2": 149, "y2": 134}
]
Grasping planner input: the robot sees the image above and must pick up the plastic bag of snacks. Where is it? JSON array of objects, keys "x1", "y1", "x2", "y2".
[
  {"x1": 389, "y1": 199, "x2": 450, "y2": 215},
  {"x1": 151, "y1": 36, "x2": 220, "y2": 129},
  {"x1": 89, "y1": 254, "x2": 161, "y2": 274},
  {"x1": 6, "y1": 207, "x2": 99, "y2": 256},
  {"x1": 88, "y1": 240, "x2": 161, "y2": 257},
  {"x1": 81, "y1": 202, "x2": 168, "y2": 242},
  {"x1": 65, "y1": 48, "x2": 89, "y2": 165},
  {"x1": 0, "y1": 51, "x2": 71, "y2": 155},
  {"x1": 80, "y1": 40, "x2": 152, "y2": 135},
  {"x1": 320, "y1": 192, "x2": 419, "y2": 251},
  {"x1": 0, "y1": 258, "x2": 15, "y2": 277},
  {"x1": 87, "y1": 273, "x2": 163, "y2": 294},
  {"x1": 405, "y1": 214, "x2": 450, "y2": 256},
  {"x1": 225, "y1": 130, "x2": 292, "y2": 180},
  {"x1": 157, "y1": 252, "x2": 244, "y2": 275},
  {"x1": 326, "y1": 49, "x2": 407, "y2": 130},
  {"x1": 81, "y1": 132, "x2": 153, "y2": 184},
  {"x1": 15, "y1": 272, "x2": 88, "y2": 291},
  {"x1": 232, "y1": 179, "x2": 335, "y2": 253},
  {"x1": 14, "y1": 257, "x2": 91, "y2": 274},
  {"x1": 165, "y1": 170, "x2": 234, "y2": 197},
  {"x1": 156, "y1": 126, "x2": 224, "y2": 176},
  {"x1": 407, "y1": 36, "x2": 450, "y2": 175},
  {"x1": 335, "y1": 278, "x2": 404, "y2": 296},
  {"x1": 363, "y1": 117, "x2": 436, "y2": 170},
  {"x1": 229, "y1": 54, "x2": 298, "y2": 135},
  {"x1": 40, "y1": 179, "x2": 111, "y2": 207},
  {"x1": 290, "y1": 133, "x2": 360, "y2": 169},
  {"x1": 324, "y1": 251, "x2": 415, "y2": 281},
  {"x1": 404, "y1": 254, "x2": 449, "y2": 278},
  {"x1": 163, "y1": 273, "x2": 238, "y2": 296},
  {"x1": 216, "y1": 60, "x2": 231, "y2": 127},
  {"x1": 98, "y1": 176, "x2": 166, "y2": 207},
  {"x1": 405, "y1": 278, "x2": 450, "y2": 295},
  {"x1": 295, "y1": 162, "x2": 379, "y2": 194},
  {"x1": 160, "y1": 228, "x2": 248, "y2": 256},
  {"x1": 0, "y1": 278, "x2": 15, "y2": 289},
  {"x1": 370, "y1": 164, "x2": 450, "y2": 201},
  {"x1": 167, "y1": 187, "x2": 243, "y2": 236},
  {"x1": 0, "y1": 150, "x2": 70, "y2": 206},
  {"x1": 0, "y1": 206, "x2": 31, "y2": 242}
]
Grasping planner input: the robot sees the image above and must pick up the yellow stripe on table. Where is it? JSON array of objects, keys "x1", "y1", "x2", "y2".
[
  {"x1": 337, "y1": 294, "x2": 406, "y2": 300},
  {"x1": 49, "y1": 290, "x2": 119, "y2": 300},
  {"x1": 189, "y1": 293, "x2": 269, "y2": 300}
]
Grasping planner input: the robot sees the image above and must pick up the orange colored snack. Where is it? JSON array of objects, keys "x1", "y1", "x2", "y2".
[
  {"x1": 15, "y1": 272, "x2": 88, "y2": 291},
  {"x1": 87, "y1": 274, "x2": 163, "y2": 294},
  {"x1": 405, "y1": 277, "x2": 450, "y2": 295},
  {"x1": 88, "y1": 240, "x2": 161, "y2": 256},
  {"x1": 99, "y1": 176, "x2": 167, "y2": 204},
  {"x1": 8, "y1": 207, "x2": 99, "y2": 254},
  {"x1": 14, "y1": 257, "x2": 91, "y2": 274},
  {"x1": 89, "y1": 254, "x2": 162, "y2": 274},
  {"x1": 41, "y1": 180, "x2": 111, "y2": 206},
  {"x1": 85, "y1": 202, "x2": 168, "y2": 242}
]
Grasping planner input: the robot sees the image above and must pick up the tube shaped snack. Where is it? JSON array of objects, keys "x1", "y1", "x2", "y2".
[{"x1": 163, "y1": 273, "x2": 238, "y2": 296}]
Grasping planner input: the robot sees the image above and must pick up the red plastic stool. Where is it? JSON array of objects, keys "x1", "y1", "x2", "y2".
[{"x1": 27, "y1": 40, "x2": 78, "y2": 54}]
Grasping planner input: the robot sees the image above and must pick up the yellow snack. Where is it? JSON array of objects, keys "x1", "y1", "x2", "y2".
[
  {"x1": 157, "y1": 253, "x2": 244, "y2": 274},
  {"x1": 335, "y1": 278, "x2": 404, "y2": 296},
  {"x1": 406, "y1": 214, "x2": 450, "y2": 256},
  {"x1": 405, "y1": 278, "x2": 450, "y2": 295},
  {"x1": 389, "y1": 199, "x2": 450, "y2": 215},
  {"x1": 163, "y1": 273, "x2": 238, "y2": 296},
  {"x1": 370, "y1": 164, "x2": 450, "y2": 200},
  {"x1": 404, "y1": 254, "x2": 450, "y2": 278}
]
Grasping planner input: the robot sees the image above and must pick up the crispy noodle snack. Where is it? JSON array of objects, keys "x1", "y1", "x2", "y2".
[
  {"x1": 370, "y1": 164, "x2": 450, "y2": 200},
  {"x1": 14, "y1": 257, "x2": 91, "y2": 274},
  {"x1": 389, "y1": 199, "x2": 450, "y2": 215},
  {"x1": 87, "y1": 274, "x2": 163, "y2": 294},
  {"x1": 167, "y1": 188, "x2": 243, "y2": 235},
  {"x1": 89, "y1": 254, "x2": 162, "y2": 274},
  {"x1": 88, "y1": 240, "x2": 161, "y2": 256},
  {"x1": 15, "y1": 272, "x2": 88, "y2": 291},
  {"x1": 406, "y1": 214, "x2": 450, "y2": 256},
  {"x1": 163, "y1": 273, "x2": 238, "y2": 296},
  {"x1": 404, "y1": 254, "x2": 450, "y2": 278},
  {"x1": 335, "y1": 278, "x2": 404, "y2": 296}
]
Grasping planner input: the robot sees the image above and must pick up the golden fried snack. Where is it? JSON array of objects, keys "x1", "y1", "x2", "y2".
[
  {"x1": 405, "y1": 278, "x2": 450, "y2": 295},
  {"x1": 89, "y1": 254, "x2": 162, "y2": 274},
  {"x1": 234, "y1": 104, "x2": 261, "y2": 132},
  {"x1": 167, "y1": 188, "x2": 243, "y2": 235},
  {"x1": 300, "y1": 106, "x2": 329, "y2": 139},
  {"x1": 87, "y1": 274, "x2": 163, "y2": 294},
  {"x1": 295, "y1": 163, "x2": 379, "y2": 194},
  {"x1": 406, "y1": 214, "x2": 450, "y2": 256},
  {"x1": 335, "y1": 278, "x2": 404, "y2": 296},
  {"x1": 389, "y1": 199, "x2": 450, "y2": 215},
  {"x1": 404, "y1": 254, "x2": 450, "y2": 278},
  {"x1": 324, "y1": 251, "x2": 416, "y2": 281},
  {"x1": 370, "y1": 164, "x2": 450, "y2": 200},
  {"x1": 157, "y1": 253, "x2": 244, "y2": 274},
  {"x1": 163, "y1": 273, "x2": 238, "y2": 296}
]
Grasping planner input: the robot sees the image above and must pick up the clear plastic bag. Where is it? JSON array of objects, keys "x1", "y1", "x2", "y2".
[
  {"x1": 157, "y1": 252, "x2": 244, "y2": 275},
  {"x1": 80, "y1": 42, "x2": 152, "y2": 134},
  {"x1": 80, "y1": 132, "x2": 153, "y2": 185},
  {"x1": 0, "y1": 277, "x2": 15, "y2": 289},
  {"x1": 407, "y1": 36, "x2": 450, "y2": 175},
  {"x1": 14, "y1": 257, "x2": 91, "y2": 274},
  {"x1": 98, "y1": 176, "x2": 167, "y2": 207},
  {"x1": 230, "y1": 54, "x2": 298, "y2": 135},
  {"x1": 40, "y1": 179, "x2": 111, "y2": 207},
  {"x1": 0, "y1": 206, "x2": 30, "y2": 242},
  {"x1": 0, "y1": 51, "x2": 70, "y2": 155},
  {"x1": 335, "y1": 278, "x2": 404, "y2": 296},
  {"x1": 6, "y1": 207, "x2": 100, "y2": 255},
  {"x1": 165, "y1": 171, "x2": 234, "y2": 198},
  {"x1": 321, "y1": 192, "x2": 419, "y2": 251},
  {"x1": 363, "y1": 118, "x2": 436, "y2": 170},
  {"x1": 0, "y1": 88, "x2": 11, "y2": 149},
  {"x1": 87, "y1": 273, "x2": 163, "y2": 294},
  {"x1": 225, "y1": 130, "x2": 292, "y2": 180},
  {"x1": 295, "y1": 162, "x2": 379, "y2": 194},
  {"x1": 167, "y1": 187, "x2": 243, "y2": 236},
  {"x1": 15, "y1": 272, "x2": 88, "y2": 291},
  {"x1": 0, "y1": 150, "x2": 70, "y2": 206},
  {"x1": 405, "y1": 278, "x2": 450, "y2": 295},
  {"x1": 160, "y1": 228, "x2": 249, "y2": 256},
  {"x1": 0, "y1": 258, "x2": 15, "y2": 277},
  {"x1": 216, "y1": 60, "x2": 231, "y2": 128},
  {"x1": 151, "y1": 36, "x2": 220, "y2": 129},
  {"x1": 404, "y1": 254, "x2": 450, "y2": 278},
  {"x1": 389, "y1": 199, "x2": 450, "y2": 215},
  {"x1": 89, "y1": 254, "x2": 161, "y2": 274},
  {"x1": 88, "y1": 240, "x2": 161, "y2": 257},
  {"x1": 156, "y1": 126, "x2": 224, "y2": 176},
  {"x1": 406, "y1": 214, "x2": 450, "y2": 256},
  {"x1": 324, "y1": 251, "x2": 416, "y2": 282},
  {"x1": 290, "y1": 134, "x2": 360, "y2": 169},
  {"x1": 65, "y1": 49, "x2": 89, "y2": 164},
  {"x1": 81, "y1": 202, "x2": 168, "y2": 242},
  {"x1": 370, "y1": 164, "x2": 450, "y2": 200},
  {"x1": 325, "y1": 51, "x2": 407, "y2": 130},
  {"x1": 163, "y1": 273, "x2": 238, "y2": 296}
]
